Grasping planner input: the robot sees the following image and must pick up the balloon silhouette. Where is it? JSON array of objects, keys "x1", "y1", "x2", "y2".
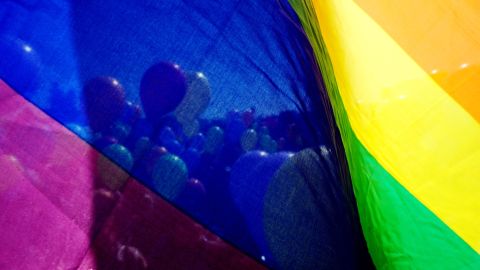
[
  {"x1": 204, "y1": 126, "x2": 224, "y2": 154},
  {"x1": 175, "y1": 72, "x2": 211, "y2": 126},
  {"x1": 156, "y1": 126, "x2": 177, "y2": 145},
  {"x1": 229, "y1": 151, "x2": 293, "y2": 263},
  {"x1": 136, "y1": 145, "x2": 168, "y2": 181},
  {"x1": 151, "y1": 154, "x2": 188, "y2": 200},
  {"x1": 240, "y1": 129, "x2": 258, "y2": 151},
  {"x1": 259, "y1": 134, "x2": 277, "y2": 153},
  {"x1": 132, "y1": 136, "x2": 153, "y2": 161},
  {"x1": 242, "y1": 108, "x2": 255, "y2": 128},
  {"x1": 163, "y1": 139, "x2": 184, "y2": 156},
  {"x1": 188, "y1": 133, "x2": 206, "y2": 152},
  {"x1": 264, "y1": 148, "x2": 357, "y2": 269},
  {"x1": 175, "y1": 178, "x2": 207, "y2": 217},
  {"x1": 95, "y1": 144, "x2": 133, "y2": 191},
  {"x1": 107, "y1": 121, "x2": 131, "y2": 142},
  {"x1": 83, "y1": 76, "x2": 126, "y2": 132},
  {"x1": 140, "y1": 62, "x2": 187, "y2": 125},
  {"x1": 66, "y1": 123, "x2": 91, "y2": 140},
  {"x1": 103, "y1": 144, "x2": 134, "y2": 171}
]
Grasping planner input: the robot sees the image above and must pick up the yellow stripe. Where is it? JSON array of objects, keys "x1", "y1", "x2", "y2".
[{"x1": 312, "y1": 0, "x2": 480, "y2": 252}]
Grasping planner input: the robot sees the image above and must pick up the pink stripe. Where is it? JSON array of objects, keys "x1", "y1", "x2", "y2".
[{"x1": 0, "y1": 80, "x2": 263, "y2": 270}]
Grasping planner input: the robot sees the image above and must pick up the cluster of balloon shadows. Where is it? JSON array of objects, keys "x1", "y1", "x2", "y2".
[
  {"x1": 0, "y1": 12, "x2": 373, "y2": 265},
  {"x1": 0, "y1": 29, "x2": 373, "y2": 268},
  {"x1": 78, "y1": 61, "x2": 333, "y2": 267}
]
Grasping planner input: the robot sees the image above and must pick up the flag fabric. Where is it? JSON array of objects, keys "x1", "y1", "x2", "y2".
[
  {"x1": 289, "y1": 1, "x2": 480, "y2": 269},
  {"x1": 4, "y1": 0, "x2": 476, "y2": 269},
  {"x1": 0, "y1": 80, "x2": 263, "y2": 269},
  {"x1": 0, "y1": 0, "x2": 372, "y2": 269}
]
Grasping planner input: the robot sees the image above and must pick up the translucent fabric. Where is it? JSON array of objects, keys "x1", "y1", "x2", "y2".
[{"x1": 0, "y1": 1, "x2": 372, "y2": 269}]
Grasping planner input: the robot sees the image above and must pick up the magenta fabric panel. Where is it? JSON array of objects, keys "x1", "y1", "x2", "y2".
[
  {"x1": 78, "y1": 179, "x2": 263, "y2": 270},
  {"x1": 0, "y1": 80, "x2": 264, "y2": 269}
]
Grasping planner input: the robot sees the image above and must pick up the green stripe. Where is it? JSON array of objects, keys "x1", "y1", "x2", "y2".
[{"x1": 288, "y1": 1, "x2": 480, "y2": 269}]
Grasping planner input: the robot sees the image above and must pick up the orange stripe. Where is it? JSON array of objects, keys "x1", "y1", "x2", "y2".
[{"x1": 355, "y1": 0, "x2": 480, "y2": 122}]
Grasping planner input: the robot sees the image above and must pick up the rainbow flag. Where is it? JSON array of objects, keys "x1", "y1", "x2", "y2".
[
  {"x1": 2, "y1": 0, "x2": 478, "y2": 269},
  {"x1": 0, "y1": 0, "x2": 371, "y2": 269},
  {"x1": 290, "y1": 0, "x2": 480, "y2": 269}
]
